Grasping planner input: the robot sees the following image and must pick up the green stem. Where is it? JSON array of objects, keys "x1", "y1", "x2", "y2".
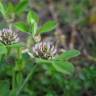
[
  {"x1": 17, "y1": 48, "x2": 22, "y2": 59},
  {"x1": 27, "y1": 35, "x2": 36, "y2": 48},
  {"x1": 6, "y1": 46, "x2": 11, "y2": 56},
  {"x1": 12, "y1": 70, "x2": 15, "y2": 90},
  {"x1": 16, "y1": 64, "x2": 37, "y2": 96}
]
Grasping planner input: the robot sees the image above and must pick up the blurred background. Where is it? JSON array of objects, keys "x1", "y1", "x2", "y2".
[{"x1": 0, "y1": 0, "x2": 96, "y2": 96}]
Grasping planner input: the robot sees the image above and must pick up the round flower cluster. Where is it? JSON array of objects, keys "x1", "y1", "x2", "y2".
[
  {"x1": 32, "y1": 41, "x2": 57, "y2": 59},
  {"x1": 0, "y1": 28, "x2": 19, "y2": 45}
]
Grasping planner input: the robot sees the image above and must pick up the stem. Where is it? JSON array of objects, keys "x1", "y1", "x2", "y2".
[
  {"x1": 27, "y1": 36, "x2": 32, "y2": 48},
  {"x1": 16, "y1": 64, "x2": 37, "y2": 96},
  {"x1": 17, "y1": 48, "x2": 22, "y2": 59},
  {"x1": 12, "y1": 70, "x2": 15, "y2": 90},
  {"x1": 27, "y1": 35, "x2": 36, "y2": 49},
  {"x1": 6, "y1": 46, "x2": 11, "y2": 56}
]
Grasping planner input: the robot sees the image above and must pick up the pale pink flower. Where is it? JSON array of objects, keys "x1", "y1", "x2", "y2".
[
  {"x1": 0, "y1": 28, "x2": 19, "y2": 45},
  {"x1": 32, "y1": 41, "x2": 57, "y2": 59}
]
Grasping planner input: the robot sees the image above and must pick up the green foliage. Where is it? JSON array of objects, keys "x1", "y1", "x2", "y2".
[
  {"x1": 0, "y1": 43, "x2": 7, "y2": 55},
  {"x1": 35, "y1": 49, "x2": 80, "y2": 75},
  {"x1": 38, "y1": 20, "x2": 57, "y2": 33},
  {"x1": 55, "y1": 49, "x2": 80, "y2": 60},
  {"x1": 7, "y1": 43, "x2": 24, "y2": 48},
  {"x1": 0, "y1": 1, "x2": 87, "y2": 96},
  {"x1": 16, "y1": 72, "x2": 23, "y2": 87},
  {"x1": 15, "y1": 0, "x2": 28, "y2": 14},
  {"x1": 0, "y1": 80, "x2": 10, "y2": 96},
  {"x1": 0, "y1": 3, "x2": 80, "y2": 94},
  {"x1": 27, "y1": 11, "x2": 39, "y2": 23},
  {"x1": 15, "y1": 22, "x2": 28, "y2": 32},
  {"x1": 15, "y1": 11, "x2": 57, "y2": 37},
  {"x1": 36, "y1": 58, "x2": 52, "y2": 64},
  {"x1": 6, "y1": 3, "x2": 15, "y2": 14},
  {"x1": 0, "y1": 2, "x2": 6, "y2": 17},
  {"x1": 49, "y1": 49, "x2": 80, "y2": 74},
  {"x1": 52, "y1": 61, "x2": 74, "y2": 74},
  {"x1": 0, "y1": 0, "x2": 28, "y2": 25}
]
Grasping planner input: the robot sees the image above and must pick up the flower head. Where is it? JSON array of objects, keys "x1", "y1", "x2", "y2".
[
  {"x1": 0, "y1": 28, "x2": 19, "y2": 45},
  {"x1": 32, "y1": 41, "x2": 57, "y2": 59}
]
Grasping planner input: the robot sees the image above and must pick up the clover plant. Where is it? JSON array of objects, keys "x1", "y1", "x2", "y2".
[{"x1": 0, "y1": 2, "x2": 80, "y2": 96}]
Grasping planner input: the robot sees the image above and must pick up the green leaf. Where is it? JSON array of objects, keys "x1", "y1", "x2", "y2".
[
  {"x1": 27, "y1": 10, "x2": 39, "y2": 23},
  {"x1": 31, "y1": 22, "x2": 37, "y2": 36},
  {"x1": 8, "y1": 43, "x2": 24, "y2": 48},
  {"x1": 0, "y1": 43, "x2": 7, "y2": 55},
  {"x1": 16, "y1": 72, "x2": 23, "y2": 87},
  {"x1": 38, "y1": 20, "x2": 57, "y2": 33},
  {"x1": 36, "y1": 58, "x2": 52, "y2": 64},
  {"x1": 52, "y1": 60, "x2": 75, "y2": 75},
  {"x1": 27, "y1": 11, "x2": 38, "y2": 35},
  {"x1": 0, "y1": 80, "x2": 10, "y2": 96},
  {"x1": 36, "y1": 58, "x2": 56, "y2": 74},
  {"x1": 15, "y1": 22, "x2": 28, "y2": 32},
  {"x1": 15, "y1": 59, "x2": 25, "y2": 71},
  {"x1": 0, "y1": 2, "x2": 6, "y2": 17},
  {"x1": 46, "y1": 92, "x2": 55, "y2": 96},
  {"x1": 6, "y1": 2, "x2": 15, "y2": 15},
  {"x1": 15, "y1": 0, "x2": 28, "y2": 14},
  {"x1": 56, "y1": 49, "x2": 80, "y2": 60}
]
